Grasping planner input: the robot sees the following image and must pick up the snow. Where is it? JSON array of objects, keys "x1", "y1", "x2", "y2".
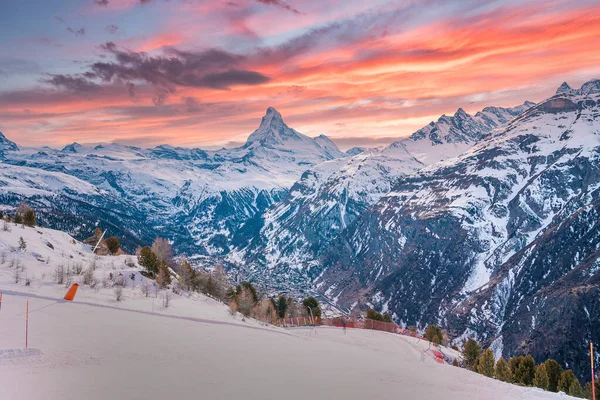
[
  {"x1": 0, "y1": 224, "x2": 581, "y2": 399},
  {"x1": 0, "y1": 295, "x2": 577, "y2": 400}
]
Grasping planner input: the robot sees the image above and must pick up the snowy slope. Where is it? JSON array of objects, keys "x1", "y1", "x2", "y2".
[{"x1": 0, "y1": 223, "x2": 281, "y2": 328}]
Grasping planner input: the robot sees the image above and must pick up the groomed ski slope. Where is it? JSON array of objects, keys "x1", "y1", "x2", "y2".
[{"x1": 0, "y1": 225, "x2": 577, "y2": 399}]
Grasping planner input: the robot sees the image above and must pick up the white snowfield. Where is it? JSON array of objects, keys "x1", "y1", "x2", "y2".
[{"x1": 0, "y1": 225, "x2": 576, "y2": 399}]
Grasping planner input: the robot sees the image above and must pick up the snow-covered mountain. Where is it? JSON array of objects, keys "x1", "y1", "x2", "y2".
[
  {"x1": 0, "y1": 131, "x2": 18, "y2": 157},
  {"x1": 0, "y1": 108, "x2": 343, "y2": 254},
  {"x1": 228, "y1": 101, "x2": 535, "y2": 287},
  {"x1": 312, "y1": 79, "x2": 600, "y2": 380}
]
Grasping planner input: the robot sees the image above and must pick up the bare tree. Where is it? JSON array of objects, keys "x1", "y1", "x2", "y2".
[
  {"x1": 151, "y1": 238, "x2": 174, "y2": 268},
  {"x1": 13, "y1": 267, "x2": 21, "y2": 283},
  {"x1": 0, "y1": 251, "x2": 5, "y2": 264},
  {"x1": 140, "y1": 280, "x2": 150, "y2": 297},
  {"x1": 162, "y1": 291, "x2": 171, "y2": 308},
  {"x1": 73, "y1": 262, "x2": 83, "y2": 275},
  {"x1": 83, "y1": 268, "x2": 95, "y2": 286},
  {"x1": 237, "y1": 287, "x2": 255, "y2": 317},
  {"x1": 114, "y1": 286, "x2": 123, "y2": 301},
  {"x1": 55, "y1": 264, "x2": 65, "y2": 284}
]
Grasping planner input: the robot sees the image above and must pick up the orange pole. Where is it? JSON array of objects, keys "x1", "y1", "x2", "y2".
[
  {"x1": 592, "y1": 342, "x2": 596, "y2": 400},
  {"x1": 25, "y1": 300, "x2": 29, "y2": 348},
  {"x1": 63, "y1": 283, "x2": 79, "y2": 301}
]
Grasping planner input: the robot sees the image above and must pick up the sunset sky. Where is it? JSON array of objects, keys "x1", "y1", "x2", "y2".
[{"x1": 1, "y1": 0, "x2": 599, "y2": 150}]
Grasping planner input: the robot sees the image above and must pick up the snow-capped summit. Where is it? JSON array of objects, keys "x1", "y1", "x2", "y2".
[
  {"x1": 243, "y1": 107, "x2": 343, "y2": 159},
  {"x1": 61, "y1": 142, "x2": 83, "y2": 153},
  {"x1": 556, "y1": 81, "x2": 573, "y2": 94},
  {"x1": 245, "y1": 107, "x2": 300, "y2": 147},
  {"x1": 556, "y1": 79, "x2": 600, "y2": 96},
  {"x1": 0, "y1": 131, "x2": 19, "y2": 155}
]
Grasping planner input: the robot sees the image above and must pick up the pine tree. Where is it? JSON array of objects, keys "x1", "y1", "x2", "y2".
[
  {"x1": 584, "y1": 380, "x2": 600, "y2": 400},
  {"x1": 383, "y1": 313, "x2": 393, "y2": 323},
  {"x1": 510, "y1": 355, "x2": 536, "y2": 386},
  {"x1": 23, "y1": 209, "x2": 36, "y2": 227},
  {"x1": 138, "y1": 246, "x2": 158, "y2": 275},
  {"x1": 18, "y1": 236, "x2": 26, "y2": 251},
  {"x1": 544, "y1": 359, "x2": 563, "y2": 392},
  {"x1": 569, "y1": 379, "x2": 585, "y2": 398},
  {"x1": 14, "y1": 213, "x2": 23, "y2": 224},
  {"x1": 105, "y1": 236, "x2": 120, "y2": 255},
  {"x1": 477, "y1": 349, "x2": 496, "y2": 377},
  {"x1": 533, "y1": 362, "x2": 550, "y2": 390},
  {"x1": 452, "y1": 359, "x2": 459, "y2": 367},
  {"x1": 462, "y1": 339, "x2": 481, "y2": 370},
  {"x1": 156, "y1": 261, "x2": 171, "y2": 288},
  {"x1": 558, "y1": 370, "x2": 581, "y2": 395},
  {"x1": 302, "y1": 297, "x2": 321, "y2": 318},
  {"x1": 495, "y1": 357, "x2": 512, "y2": 382},
  {"x1": 425, "y1": 325, "x2": 443, "y2": 344},
  {"x1": 275, "y1": 295, "x2": 288, "y2": 318}
]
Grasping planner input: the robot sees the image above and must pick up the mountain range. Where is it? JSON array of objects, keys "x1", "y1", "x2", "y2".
[{"x1": 1, "y1": 79, "x2": 599, "y2": 380}]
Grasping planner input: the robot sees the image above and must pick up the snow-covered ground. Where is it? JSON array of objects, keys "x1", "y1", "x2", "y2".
[{"x1": 0, "y1": 224, "x2": 577, "y2": 399}]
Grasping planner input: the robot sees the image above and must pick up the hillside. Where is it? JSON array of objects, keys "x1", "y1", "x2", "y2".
[{"x1": 0, "y1": 225, "x2": 578, "y2": 400}]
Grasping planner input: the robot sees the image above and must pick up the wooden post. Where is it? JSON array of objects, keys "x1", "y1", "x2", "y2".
[
  {"x1": 592, "y1": 342, "x2": 596, "y2": 400},
  {"x1": 25, "y1": 300, "x2": 29, "y2": 348},
  {"x1": 0, "y1": 292, "x2": 2, "y2": 311}
]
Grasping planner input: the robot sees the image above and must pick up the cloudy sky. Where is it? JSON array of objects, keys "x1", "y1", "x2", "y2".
[{"x1": 1, "y1": 0, "x2": 599, "y2": 150}]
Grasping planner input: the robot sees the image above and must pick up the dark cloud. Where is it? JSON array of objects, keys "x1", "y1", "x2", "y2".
[
  {"x1": 67, "y1": 42, "x2": 272, "y2": 103},
  {"x1": 256, "y1": 0, "x2": 301, "y2": 15},
  {"x1": 43, "y1": 74, "x2": 100, "y2": 92},
  {"x1": 105, "y1": 24, "x2": 119, "y2": 34},
  {"x1": 194, "y1": 69, "x2": 270, "y2": 89},
  {"x1": 93, "y1": 0, "x2": 109, "y2": 6}
]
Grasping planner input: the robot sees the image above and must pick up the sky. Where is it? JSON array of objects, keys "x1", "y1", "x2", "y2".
[{"x1": 0, "y1": 0, "x2": 599, "y2": 150}]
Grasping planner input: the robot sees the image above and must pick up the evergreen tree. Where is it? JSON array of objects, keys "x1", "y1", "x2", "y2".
[
  {"x1": 275, "y1": 295, "x2": 288, "y2": 318},
  {"x1": 510, "y1": 355, "x2": 536, "y2": 386},
  {"x1": 156, "y1": 261, "x2": 171, "y2": 288},
  {"x1": 544, "y1": 359, "x2": 563, "y2": 392},
  {"x1": 452, "y1": 359, "x2": 460, "y2": 367},
  {"x1": 569, "y1": 380, "x2": 585, "y2": 398},
  {"x1": 558, "y1": 370, "x2": 581, "y2": 395},
  {"x1": 18, "y1": 236, "x2": 26, "y2": 251},
  {"x1": 0, "y1": 210, "x2": 3, "y2": 219},
  {"x1": 584, "y1": 380, "x2": 600, "y2": 400},
  {"x1": 23, "y1": 209, "x2": 36, "y2": 227},
  {"x1": 495, "y1": 357, "x2": 512, "y2": 382},
  {"x1": 302, "y1": 297, "x2": 322, "y2": 318},
  {"x1": 425, "y1": 325, "x2": 443, "y2": 344},
  {"x1": 533, "y1": 362, "x2": 550, "y2": 390},
  {"x1": 105, "y1": 236, "x2": 120, "y2": 255},
  {"x1": 462, "y1": 339, "x2": 481, "y2": 370},
  {"x1": 366, "y1": 309, "x2": 384, "y2": 321},
  {"x1": 14, "y1": 213, "x2": 23, "y2": 224},
  {"x1": 138, "y1": 246, "x2": 159, "y2": 275},
  {"x1": 476, "y1": 349, "x2": 496, "y2": 378},
  {"x1": 382, "y1": 313, "x2": 393, "y2": 323}
]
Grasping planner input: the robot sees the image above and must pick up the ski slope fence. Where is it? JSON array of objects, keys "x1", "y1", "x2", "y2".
[{"x1": 279, "y1": 316, "x2": 422, "y2": 337}]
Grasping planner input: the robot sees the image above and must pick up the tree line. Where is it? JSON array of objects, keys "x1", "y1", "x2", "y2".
[{"x1": 460, "y1": 338, "x2": 598, "y2": 398}]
